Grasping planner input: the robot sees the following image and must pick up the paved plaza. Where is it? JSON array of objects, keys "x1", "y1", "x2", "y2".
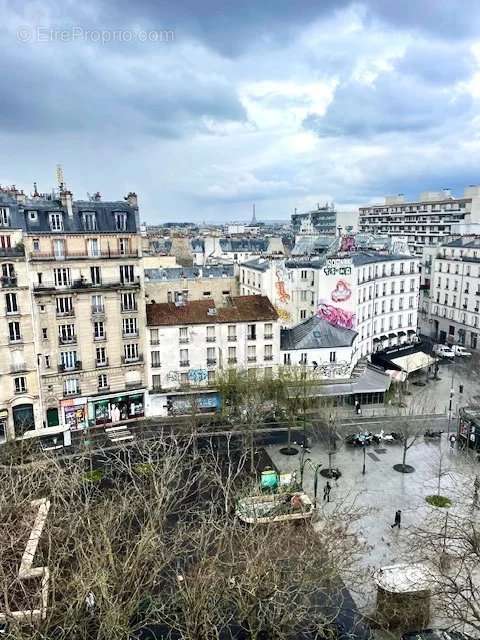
[{"x1": 267, "y1": 415, "x2": 480, "y2": 629}]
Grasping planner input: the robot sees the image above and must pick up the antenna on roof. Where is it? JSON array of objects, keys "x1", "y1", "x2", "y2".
[{"x1": 56, "y1": 164, "x2": 65, "y2": 190}]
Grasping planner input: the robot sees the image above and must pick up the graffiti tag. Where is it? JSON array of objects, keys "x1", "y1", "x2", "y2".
[{"x1": 317, "y1": 303, "x2": 356, "y2": 330}]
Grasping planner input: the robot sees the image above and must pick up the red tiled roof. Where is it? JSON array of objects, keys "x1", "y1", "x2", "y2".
[{"x1": 146, "y1": 295, "x2": 278, "y2": 326}]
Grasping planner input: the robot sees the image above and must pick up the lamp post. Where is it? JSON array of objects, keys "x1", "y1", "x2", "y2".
[
  {"x1": 313, "y1": 463, "x2": 323, "y2": 509},
  {"x1": 362, "y1": 446, "x2": 366, "y2": 475},
  {"x1": 299, "y1": 447, "x2": 312, "y2": 488}
]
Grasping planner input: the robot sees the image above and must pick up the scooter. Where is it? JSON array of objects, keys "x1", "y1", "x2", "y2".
[{"x1": 424, "y1": 429, "x2": 443, "y2": 439}]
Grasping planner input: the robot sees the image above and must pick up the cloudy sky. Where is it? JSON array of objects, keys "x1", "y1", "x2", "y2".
[{"x1": 2, "y1": 1, "x2": 480, "y2": 223}]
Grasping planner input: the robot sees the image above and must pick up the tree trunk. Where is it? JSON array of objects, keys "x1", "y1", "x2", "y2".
[{"x1": 402, "y1": 443, "x2": 407, "y2": 466}]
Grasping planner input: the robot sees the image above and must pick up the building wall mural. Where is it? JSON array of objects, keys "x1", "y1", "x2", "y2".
[
  {"x1": 317, "y1": 258, "x2": 356, "y2": 330},
  {"x1": 274, "y1": 262, "x2": 293, "y2": 325}
]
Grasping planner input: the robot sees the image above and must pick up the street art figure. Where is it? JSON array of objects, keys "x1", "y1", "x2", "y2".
[
  {"x1": 166, "y1": 370, "x2": 180, "y2": 382},
  {"x1": 275, "y1": 306, "x2": 292, "y2": 324},
  {"x1": 317, "y1": 302, "x2": 356, "y2": 330},
  {"x1": 331, "y1": 279, "x2": 352, "y2": 303},
  {"x1": 188, "y1": 368, "x2": 208, "y2": 383},
  {"x1": 275, "y1": 267, "x2": 291, "y2": 303},
  {"x1": 339, "y1": 235, "x2": 356, "y2": 253}
]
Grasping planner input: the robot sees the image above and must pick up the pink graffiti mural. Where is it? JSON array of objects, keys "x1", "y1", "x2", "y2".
[
  {"x1": 317, "y1": 303, "x2": 356, "y2": 330},
  {"x1": 331, "y1": 279, "x2": 351, "y2": 303},
  {"x1": 275, "y1": 268, "x2": 290, "y2": 303},
  {"x1": 339, "y1": 235, "x2": 356, "y2": 253}
]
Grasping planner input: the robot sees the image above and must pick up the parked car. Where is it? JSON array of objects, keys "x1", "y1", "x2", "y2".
[
  {"x1": 402, "y1": 629, "x2": 472, "y2": 640},
  {"x1": 452, "y1": 345, "x2": 472, "y2": 357},
  {"x1": 433, "y1": 344, "x2": 455, "y2": 358}
]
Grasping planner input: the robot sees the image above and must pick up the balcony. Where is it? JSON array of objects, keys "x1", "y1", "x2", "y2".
[
  {"x1": 58, "y1": 335, "x2": 77, "y2": 345},
  {"x1": 151, "y1": 361, "x2": 161, "y2": 369},
  {"x1": 264, "y1": 334, "x2": 273, "y2": 340},
  {"x1": 179, "y1": 337, "x2": 189, "y2": 344},
  {"x1": 206, "y1": 337, "x2": 216, "y2": 343},
  {"x1": 96, "y1": 358, "x2": 109, "y2": 368},
  {"x1": 207, "y1": 359, "x2": 217, "y2": 366},
  {"x1": 179, "y1": 360, "x2": 190, "y2": 367},
  {"x1": 1, "y1": 276, "x2": 17, "y2": 288},
  {"x1": 228, "y1": 335, "x2": 237, "y2": 342},
  {"x1": 94, "y1": 332, "x2": 107, "y2": 341},
  {"x1": 10, "y1": 363, "x2": 27, "y2": 373},
  {"x1": 8, "y1": 337, "x2": 23, "y2": 345},
  {"x1": 151, "y1": 339, "x2": 160, "y2": 345},
  {"x1": 121, "y1": 355, "x2": 143, "y2": 364},
  {"x1": 121, "y1": 305, "x2": 138, "y2": 313},
  {"x1": 247, "y1": 356, "x2": 257, "y2": 363},
  {"x1": 56, "y1": 309, "x2": 75, "y2": 318},
  {"x1": 58, "y1": 361, "x2": 82, "y2": 373},
  {"x1": 33, "y1": 276, "x2": 140, "y2": 294},
  {"x1": 123, "y1": 331, "x2": 139, "y2": 339},
  {"x1": 63, "y1": 387, "x2": 81, "y2": 398},
  {"x1": 0, "y1": 246, "x2": 24, "y2": 258},
  {"x1": 264, "y1": 355, "x2": 273, "y2": 361},
  {"x1": 30, "y1": 249, "x2": 139, "y2": 261},
  {"x1": 247, "y1": 334, "x2": 256, "y2": 341},
  {"x1": 98, "y1": 385, "x2": 110, "y2": 392},
  {"x1": 228, "y1": 357, "x2": 237, "y2": 364}
]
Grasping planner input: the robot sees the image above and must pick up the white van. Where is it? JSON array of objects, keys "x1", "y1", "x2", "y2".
[{"x1": 433, "y1": 344, "x2": 455, "y2": 358}]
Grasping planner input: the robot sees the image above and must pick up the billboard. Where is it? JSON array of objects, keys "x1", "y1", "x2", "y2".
[{"x1": 317, "y1": 258, "x2": 356, "y2": 330}]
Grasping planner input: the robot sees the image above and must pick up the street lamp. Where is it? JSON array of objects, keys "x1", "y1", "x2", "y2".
[
  {"x1": 362, "y1": 446, "x2": 366, "y2": 475},
  {"x1": 299, "y1": 456, "x2": 312, "y2": 488},
  {"x1": 312, "y1": 463, "x2": 323, "y2": 509}
]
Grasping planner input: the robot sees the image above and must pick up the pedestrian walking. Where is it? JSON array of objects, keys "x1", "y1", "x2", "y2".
[
  {"x1": 449, "y1": 434, "x2": 456, "y2": 450},
  {"x1": 391, "y1": 509, "x2": 401, "y2": 529},
  {"x1": 323, "y1": 481, "x2": 331, "y2": 502}
]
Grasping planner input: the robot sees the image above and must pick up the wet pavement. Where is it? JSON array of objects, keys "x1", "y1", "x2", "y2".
[{"x1": 266, "y1": 422, "x2": 480, "y2": 626}]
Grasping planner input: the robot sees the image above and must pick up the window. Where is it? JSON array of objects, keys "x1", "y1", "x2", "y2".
[
  {"x1": 228, "y1": 346, "x2": 236, "y2": 363},
  {"x1": 208, "y1": 370, "x2": 215, "y2": 384},
  {"x1": 121, "y1": 292, "x2": 137, "y2": 311},
  {"x1": 5, "y1": 292, "x2": 18, "y2": 313},
  {"x1": 284, "y1": 353, "x2": 291, "y2": 365},
  {"x1": 122, "y1": 317, "x2": 138, "y2": 336},
  {"x1": 58, "y1": 324, "x2": 75, "y2": 344},
  {"x1": 63, "y1": 379, "x2": 79, "y2": 396},
  {"x1": 54, "y1": 268, "x2": 71, "y2": 287},
  {"x1": 247, "y1": 345, "x2": 256, "y2": 362},
  {"x1": 179, "y1": 349, "x2": 189, "y2": 366},
  {"x1": 94, "y1": 321, "x2": 105, "y2": 339},
  {"x1": 118, "y1": 238, "x2": 129, "y2": 255},
  {"x1": 180, "y1": 372, "x2": 189, "y2": 385},
  {"x1": 300, "y1": 309, "x2": 307, "y2": 319},
  {"x1": 114, "y1": 212, "x2": 127, "y2": 231},
  {"x1": 56, "y1": 296, "x2": 73, "y2": 316},
  {"x1": 42, "y1": 327, "x2": 48, "y2": 340},
  {"x1": 96, "y1": 347, "x2": 107, "y2": 366},
  {"x1": 0, "y1": 207, "x2": 10, "y2": 227},
  {"x1": 124, "y1": 343, "x2": 139, "y2": 362},
  {"x1": 228, "y1": 325, "x2": 236, "y2": 341},
  {"x1": 88, "y1": 239, "x2": 100, "y2": 257},
  {"x1": 206, "y1": 325, "x2": 216, "y2": 342},
  {"x1": 264, "y1": 367, "x2": 273, "y2": 378},
  {"x1": 300, "y1": 290, "x2": 307, "y2": 301},
  {"x1": 151, "y1": 351, "x2": 161, "y2": 368},
  {"x1": 8, "y1": 321, "x2": 21, "y2": 342},
  {"x1": 300, "y1": 353, "x2": 307, "y2": 364},
  {"x1": 390, "y1": 282, "x2": 395, "y2": 294},
  {"x1": 119, "y1": 264, "x2": 135, "y2": 284},
  {"x1": 247, "y1": 324, "x2": 256, "y2": 340},
  {"x1": 33, "y1": 239, "x2": 40, "y2": 252},
  {"x1": 264, "y1": 344, "x2": 273, "y2": 361},
  {"x1": 44, "y1": 355, "x2": 50, "y2": 369},
  {"x1": 152, "y1": 374, "x2": 161, "y2": 391},
  {"x1": 60, "y1": 351, "x2": 78, "y2": 371},
  {"x1": 179, "y1": 327, "x2": 189, "y2": 343},
  {"x1": 98, "y1": 374, "x2": 108, "y2": 390},
  {"x1": 92, "y1": 294, "x2": 104, "y2": 314},
  {"x1": 90, "y1": 266, "x2": 101, "y2": 285},
  {"x1": 53, "y1": 239, "x2": 65, "y2": 258},
  {"x1": 330, "y1": 351, "x2": 336, "y2": 363},
  {"x1": 14, "y1": 376, "x2": 26, "y2": 394},
  {"x1": 264, "y1": 323, "x2": 273, "y2": 339},
  {"x1": 150, "y1": 328, "x2": 159, "y2": 345},
  {"x1": 83, "y1": 212, "x2": 97, "y2": 231},
  {"x1": 49, "y1": 212, "x2": 63, "y2": 231},
  {"x1": 207, "y1": 347, "x2": 216, "y2": 365},
  {"x1": 399, "y1": 298, "x2": 404, "y2": 310},
  {"x1": 203, "y1": 291, "x2": 211, "y2": 297}
]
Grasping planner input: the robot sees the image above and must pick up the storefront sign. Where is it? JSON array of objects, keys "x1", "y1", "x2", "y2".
[
  {"x1": 323, "y1": 258, "x2": 352, "y2": 276},
  {"x1": 92, "y1": 393, "x2": 145, "y2": 426}
]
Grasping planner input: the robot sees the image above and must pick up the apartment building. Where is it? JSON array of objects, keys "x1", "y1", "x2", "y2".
[
  {"x1": 145, "y1": 295, "x2": 280, "y2": 416},
  {"x1": 144, "y1": 265, "x2": 238, "y2": 305},
  {"x1": 239, "y1": 251, "x2": 421, "y2": 359},
  {"x1": 192, "y1": 237, "x2": 286, "y2": 266},
  {"x1": 0, "y1": 217, "x2": 41, "y2": 442},
  {"x1": 419, "y1": 236, "x2": 480, "y2": 349},
  {"x1": 291, "y1": 204, "x2": 337, "y2": 236},
  {"x1": 359, "y1": 187, "x2": 480, "y2": 254},
  {"x1": 0, "y1": 185, "x2": 146, "y2": 443}
]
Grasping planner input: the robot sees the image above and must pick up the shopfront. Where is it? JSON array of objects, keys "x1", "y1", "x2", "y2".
[
  {"x1": 60, "y1": 397, "x2": 88, "y2": 431},
  {"x1": 88, "y1": 390, "x2": 145, "y2": 427},
  {"x1": 458, "y1": 407, "x2": 480, "y2": 451}
]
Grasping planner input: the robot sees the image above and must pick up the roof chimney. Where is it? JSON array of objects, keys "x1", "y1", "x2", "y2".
[
  {"x1": 61, "y1": 189, "x2": 74, "y2": 217},
  {"x1": 126, "y1": 192, "x2": 138, "y2": 208}
]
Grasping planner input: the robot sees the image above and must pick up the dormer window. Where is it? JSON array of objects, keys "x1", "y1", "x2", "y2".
[
  {"x1": 29, "y1": 210, "x2": 37, "y2": 221},
  {"x1": 0, "y1": 208, "x2": 10, "y2": 227},
  {"x1": 49, "y1": 212, "x2": 63, "y2": 231},
  {"x1": 83, "y1": 212, "x2": 97, "y2": 231},
  {"x1": 114, "y1": 212, "x2": 127, "y2": 231}
]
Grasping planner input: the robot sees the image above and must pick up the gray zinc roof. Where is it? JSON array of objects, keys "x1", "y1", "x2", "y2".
[{"x1": 281, "y1": 315, "x2": 357, "y2": 351}]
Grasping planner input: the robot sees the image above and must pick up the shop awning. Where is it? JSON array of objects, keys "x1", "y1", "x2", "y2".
[
  {"x1": 407, "y1": 329, "x2": 416, "y2": 335},
  {"x1": 390, "y1": 351, "x2": 436, "y2": 374},
  {"x1": 373, "y1": 337, "x2": 380, "y2": 342},
  {"x1": 388, "y1": 332, "x2": 396, "y2": 338},
  {"x1": 398, "y1": 331, "x2": 406, "y2": 337},
  {"x1": 386, "y1": 369, "x2": 408, "y2": 382},
  {"x1": 380, "y1": 335, "x2": 388, "y2": 341}
]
